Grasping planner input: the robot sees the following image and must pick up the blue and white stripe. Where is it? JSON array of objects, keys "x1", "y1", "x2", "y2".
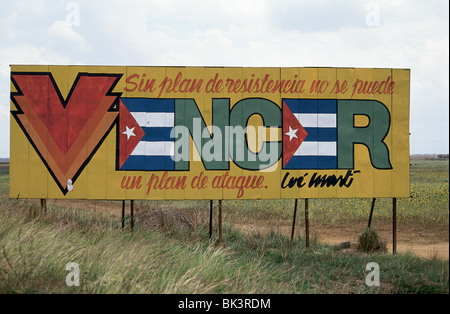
[
  {"x1": 285, "y1": 99, "x2": 338, "y2": 169},
  {"x1": 120, "y1": 98, "x2": 175, "y2": 171}
]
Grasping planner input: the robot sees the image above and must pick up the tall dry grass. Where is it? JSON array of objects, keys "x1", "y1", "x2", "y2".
[{"x1": 0, "y1": 198, "x2": 306, "y2": 293}]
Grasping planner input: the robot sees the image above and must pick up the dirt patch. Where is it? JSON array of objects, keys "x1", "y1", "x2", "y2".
[
  {"x1": 234, "y1": 221, "x2": 449, "y2": 260},
  {"x1": 311, "y1": 222, "x2": 448, "y2": 260}
]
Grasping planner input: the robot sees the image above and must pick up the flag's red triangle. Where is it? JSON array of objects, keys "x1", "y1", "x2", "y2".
[
  {"x1": 283, "y1": 100, "x2": 308, "y2": 168},
  {"x1": 119, "y1": 100, "x2": 145, "y2": 168}
]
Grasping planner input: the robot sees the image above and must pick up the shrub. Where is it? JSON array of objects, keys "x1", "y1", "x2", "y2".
[{"x1": 357, "y1": 228, "x2": 387, "y2": 253}]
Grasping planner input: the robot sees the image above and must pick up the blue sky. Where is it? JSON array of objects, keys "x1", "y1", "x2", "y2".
[{"x1": 0, "y1": 0, "x2": 448, "y2": 157}]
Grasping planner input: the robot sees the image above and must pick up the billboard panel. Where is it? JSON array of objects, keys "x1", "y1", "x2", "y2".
[{"x1": 10, "y1": 66, "x2": 410, "y2": 200}]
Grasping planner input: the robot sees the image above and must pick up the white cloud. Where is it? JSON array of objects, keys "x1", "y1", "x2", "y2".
[
  {"x1": 47, "y1": 20, "x2": 90, "y2": 54},
  {"x1": 0, "y1": 44, "x2": 72, "y2": 66}
]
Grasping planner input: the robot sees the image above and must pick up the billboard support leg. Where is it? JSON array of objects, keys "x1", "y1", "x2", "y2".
[
  {"x1": 209, "y1": 200, "x2": 213, "y2": 239},
  {"x1": 40, "y1": 199, "x2": 46, "y2": 215},
  {"x1": 130, "y1": 200, "x2": 134, "y2": 232},
  {"x1": 305, "y1": 199, "x2": 310, "y2": 250},
  {"x1": 393, "y1": 198, "x2": 397, "y2": 254},
  {"x1": 218, "y1": 200, "x2": 222, "y2": 243},
  {"x1": 368, "y1": 198, "x2": 376, "y2": 228},
  {"x1": 121, "y1": 200, "x2": 125, "y2": 230},
  {"x1": 291, "y1": 199, "x2": 298, "y2": 240}
]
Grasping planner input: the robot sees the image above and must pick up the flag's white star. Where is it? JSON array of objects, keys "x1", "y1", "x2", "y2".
[
  {"x1": 122, "y1": 125, "x2": 136, "y2": 140},
  {"x1": 285, "y1": 126, "x2": 298, "y2": 141}
]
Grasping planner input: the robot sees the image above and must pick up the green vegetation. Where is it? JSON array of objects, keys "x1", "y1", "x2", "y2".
[
  {"x1": 139, "y1": 159, "x2": 449, "y2": 227},
  {"x1": 0, "y1": 160, "x2": 448, "y2": 294}
]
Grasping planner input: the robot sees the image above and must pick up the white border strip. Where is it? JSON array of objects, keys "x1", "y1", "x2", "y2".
[
  {"x1": 294, "y1": 141, "x2": 337, "y2": 156},
  {"x1": 131, "y1": 112, "x2": 174, "y2": 127},
  {"x1": 294, "y1": 113, "x2": 336, "y2": 128},
  {"x1": 131, "y1": 141, "x2": 174, "y2": 156}
]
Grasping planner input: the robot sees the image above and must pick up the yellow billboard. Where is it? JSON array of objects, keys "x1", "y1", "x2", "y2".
[{"x1": 10, "y1": 65, "x2": 410, "y2": 200}]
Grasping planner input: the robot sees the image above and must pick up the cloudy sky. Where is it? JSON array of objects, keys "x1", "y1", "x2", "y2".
[{"x1": 0, "y1": 0, "x2": 448, "y2": 157}]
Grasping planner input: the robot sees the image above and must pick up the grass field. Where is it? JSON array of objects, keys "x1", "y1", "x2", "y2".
[{"x1": 0, "y1": 159, "x2": 448, "y2": 294}]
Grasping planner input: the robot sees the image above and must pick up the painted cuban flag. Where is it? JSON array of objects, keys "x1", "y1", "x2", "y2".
[
  {"x1": 118, "y1": 98, "x2": 175, "y2": 171},
  {"x1": 282, "y1": 99, "x2": 337, "y2": 169}
]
